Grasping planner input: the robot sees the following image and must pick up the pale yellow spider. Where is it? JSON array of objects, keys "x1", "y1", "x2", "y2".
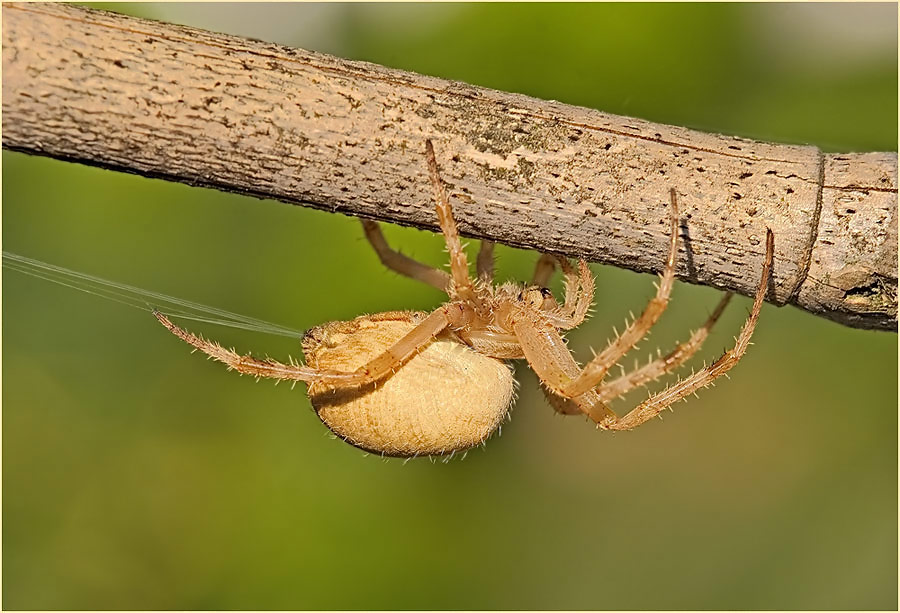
[{"x1": 156, "y1": 140, "x2": 774, "y2": 457}]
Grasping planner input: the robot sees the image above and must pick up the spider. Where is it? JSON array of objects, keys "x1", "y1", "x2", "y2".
[{"x1": 156, "y1": 139, "x2": 774, "y2": 457}]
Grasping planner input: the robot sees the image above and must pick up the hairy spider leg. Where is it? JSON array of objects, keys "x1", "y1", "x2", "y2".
[
  {"x1": 361, "y1": 142, "x2": 485, "y2": 298},
  {"x1": 361, "y1": 219, "x2": 451, "y2": 292},
  {"x1": 603, "y1": 229, "x2": 774, "y2": 430},
  {"x1": 509, "y1": 310, "x2": 618, "y2": 423},
  {"x1": 552, "y1": 258, "x2": 594, "y2": 330},
  {"x1": 425, "y1": 140, "x2": 478, "y2": 304},
  {"x1": 156, "y1": 304, "x2": 468, "y2": 388},
  {"x1": 531, "y1": 254, "x2": 594, "y2": 330},
  {"x1": 596, "y1": 292, "x2": 733, "y2": 402},
  {"x1": 562, "y1": 188, "x2": 681, "y2": 397}
]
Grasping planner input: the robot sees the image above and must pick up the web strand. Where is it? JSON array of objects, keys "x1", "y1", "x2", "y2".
[{"x1": 2, "y1": 251, "x2": 305, "y2": 338}]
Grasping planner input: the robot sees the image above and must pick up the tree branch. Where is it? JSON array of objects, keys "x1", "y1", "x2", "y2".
[{"x1": 2, "y1": 3, "x2": 896, "y2": 330}]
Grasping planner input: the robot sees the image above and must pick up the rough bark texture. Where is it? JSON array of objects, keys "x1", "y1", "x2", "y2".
[{"x1": 3, "y1": 3, "x2": 896, "y2": 330}]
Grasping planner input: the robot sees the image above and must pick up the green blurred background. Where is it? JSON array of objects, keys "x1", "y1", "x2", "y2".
[{"x1": 3, "y1": 3, "x2": 897, "y2": 610}]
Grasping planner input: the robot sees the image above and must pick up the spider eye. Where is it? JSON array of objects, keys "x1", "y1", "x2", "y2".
[{"x1": 540, "y1": 287, "x2": 553, "y2": 299}]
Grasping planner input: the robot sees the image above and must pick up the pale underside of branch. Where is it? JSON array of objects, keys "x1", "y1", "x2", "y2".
[{"x1": 2, "y1": 3, "x2": 897, "y2": 330}]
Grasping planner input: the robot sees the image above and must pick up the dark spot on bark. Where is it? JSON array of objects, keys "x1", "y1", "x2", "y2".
[
  {"x1": 112, "y1": 59, "x2": 125, "y2": 68},
  {"x1": 765, "y1": 170, "x2": 777, "y2": 175},
  {"x1": 517, "y1": 158, "x2": 536, "y2": 179},
  {"x1": 739, "y1": 172, "x2": 753, "y2": 179},
  {"x1": 785, "y1": 187, "x2": 794, "y2": 194},
  {"x1": 728, "y1": 145, "x2": 741, "y2": 150},
  {"x1": 696, "y1": 167, "x2": 705, "y2": 172},
  {"x1": 340, "y1": 92, "x2": 362, "y2": 110},
  {"x1": 733, "y1": 193, "x2": 742, "y2": 200},
  {"x1": 845, "y1": 208, "x2": 856, "y2": 214},
  {"x1": 603, "y1": 143, "x2": 612, "y2": 150}
]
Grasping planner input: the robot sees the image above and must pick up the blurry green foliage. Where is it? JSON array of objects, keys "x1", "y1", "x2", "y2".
[{"x1": 3, "y1": 3, "x2": 897, "y2": 610}]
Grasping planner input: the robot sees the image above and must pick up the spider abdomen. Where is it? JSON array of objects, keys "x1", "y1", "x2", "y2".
[{"x1": 302, "y1": 311, "x2": 516, "y2": 457}]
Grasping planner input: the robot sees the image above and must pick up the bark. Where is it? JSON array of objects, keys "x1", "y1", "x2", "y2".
[{"x1": 2, "y1": 3, "x2": 896, "y2": 330}]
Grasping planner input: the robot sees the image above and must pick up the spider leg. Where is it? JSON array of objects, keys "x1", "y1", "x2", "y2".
[
  {"x1": 562, "y1": 188, "x2": 681, "y2": 397},
  {"x1": 425, "y1": 140, "x2": 477, "y2": 303},
  {"x1": 596, "y1": 293, "x2": 732, "y2": 402},
  {"x1": 477, "y1": 240, "x2": 495, "y2": 283},
  {"x1": 532, "y1": 253, "x2": 557, "y2": 287},
  {"x1": 603, "y1": 229, "x2": 774, "y2": 430},
  {"x1": 361, "y1": 219, "x2": 451, "y2": 292},
  {"x1": 552, "y1": 258, "x2": 594, "y2": 330},
  {"x1": 531, "y1": 254, "x2": 594, "y2": 330},
  {"x1": 155, "y1": 304, "x2": 461, "y2": 387},
  {"x1": 510, "y1": 311, "x2": 618, "y2": 423}
]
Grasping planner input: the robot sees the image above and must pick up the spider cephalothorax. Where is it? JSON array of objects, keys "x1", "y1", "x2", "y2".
[{"x1": 156, "y1": 140, "x2": 774, "y2": 457}]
